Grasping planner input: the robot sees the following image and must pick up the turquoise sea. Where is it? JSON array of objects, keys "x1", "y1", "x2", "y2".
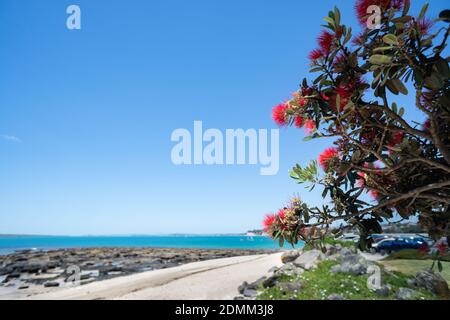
[{"x1": 0, "y1": 235, "x2": 296, "y2": 255}]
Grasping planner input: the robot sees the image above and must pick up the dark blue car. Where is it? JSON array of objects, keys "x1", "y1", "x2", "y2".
[{"x1": 371, "y1": 237, "x2": 429, "y2": 253}]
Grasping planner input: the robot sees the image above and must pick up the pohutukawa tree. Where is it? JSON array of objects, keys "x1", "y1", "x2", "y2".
[{"x1": 264, "y1": 0, "x2": 450, "y2": 250}]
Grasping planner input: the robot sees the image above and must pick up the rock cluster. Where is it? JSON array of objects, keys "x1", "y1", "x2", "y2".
[{"x1": 236, "y1": 244, "x2": 447, "y2": 300}]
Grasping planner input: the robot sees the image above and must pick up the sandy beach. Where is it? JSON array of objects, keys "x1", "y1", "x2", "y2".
[
  {"x1": 0, "y1": 248, "x2": 282, "y2": 300},
  {"x1": 28, "y1": 253, "x2": 282, "y2": 300}
]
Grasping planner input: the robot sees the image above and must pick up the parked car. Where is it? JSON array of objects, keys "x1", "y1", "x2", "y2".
[{"x1": 372, "y1": 237, "x2": 429, "y2": 253}]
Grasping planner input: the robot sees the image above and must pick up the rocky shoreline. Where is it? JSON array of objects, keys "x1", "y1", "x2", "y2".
[
  {"x1": 235, "y1": 245, "x2": 450, "y2": 300},
  {"x1": 0, "y1": 247, "x2": 277, "y2": 299}
]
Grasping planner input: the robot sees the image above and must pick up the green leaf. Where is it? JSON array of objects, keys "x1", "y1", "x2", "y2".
[
  {"x1": 418, "y1": 2, "x2": 429, "y2": 21},
  {"x1": 369, "y1": 54, "x2": 392, "y2": 65},
  {"x1": 334, "y1": 7, "x2": 341, "y2": 26},
  {"x1": 373, "y1": 46, "x2": 394, "y2": 52},
  {"x1": 391, "y1": 79, "x2": 408, "y2": 95},
  {"x1": 336, "y1": 94, "x2": 341, "y2": 112},
  {"x1": 392, "y1": 102, "x2": 398, "y2": 114},
  {"x1": 424, "y1": 74, "x2": 444, "y2": 90},
  {"x1": 386, "y1": 80, "x2": 399, "y2": 95},
  {"x1": 382, "y1": 34, "x2": 399, "y2": 45},
  {"x1": 398, "y1": 107, "x2": 405, "y2": 117},
  {"x1": 323, "y1": 17, "x2": 335, "y2": 26}
]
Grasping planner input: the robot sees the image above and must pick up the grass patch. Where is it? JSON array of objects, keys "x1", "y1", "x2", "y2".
[
  {"x1": 386, "y1": 249, "x2": 450, "y2": 262},
  {"x1": 381, "y1": 259, "x2": 450, "y2": 284},
  {"x1": 258, "y1": 260, "x2": 437, "y2": 300}
]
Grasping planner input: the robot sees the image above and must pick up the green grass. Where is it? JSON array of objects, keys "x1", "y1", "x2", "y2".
[
  {"x1": 258, "y1": 260, "x2": 437, "y2": 300},
  {"x1": 381, "y1": 259, "x2": 450, "y2": 284},
  {"x1": 386, "y1": 249, "x2": 450, "y2": 262}
]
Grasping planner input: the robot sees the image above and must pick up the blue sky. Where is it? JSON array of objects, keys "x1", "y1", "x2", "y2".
[{"x1": 0, "y1": 0, "x2": 447, "y2": 235}]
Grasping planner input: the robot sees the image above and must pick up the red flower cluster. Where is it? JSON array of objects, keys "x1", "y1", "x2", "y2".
[
  {"x1": 294, "y1": 116, "x2": 304, "y2": 128},
  {"x1": 387, "y1": 132, "x2": 404, "y2": 151},
  {"x1": 262, "y1": 209, "x2": 289, "y2": 234},
  {"x1": 422, "y1": 118, "x2": 431, "y2": 131},
  {"x1": 304, "y1": 119, "x2": 316, "y2": 134},
  {"x1": 271, "y1": 91, "x2": 317, "y2": 135},
  {"x1": 263, "y1": 214, "x2": 276, "y2": 232},
  {"x1": 318, "y1": 147, "x2": 339, "y2": 171},
  {"x1": 437, "y1": 242, "x2": 448, "y2": 256},
  {"x1": 309, "y1": 30, "x2": 339, "y2": 62},
  {"x1": 418, "y1": 18, "x2": 434, "y2": 35},
  {"x1": 329, "y1": 85, "x2": 353, "y2": 111},
  {"x1": 272, "y1": 103, "x2": 289, "y2": 126}
]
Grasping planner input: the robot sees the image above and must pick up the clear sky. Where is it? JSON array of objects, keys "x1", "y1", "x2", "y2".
[{"x1": 0, "y1": 0, "x2": 447, "y2": 235}]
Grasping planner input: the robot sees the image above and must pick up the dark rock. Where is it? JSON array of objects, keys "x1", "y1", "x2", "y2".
[
  {"x1": 240, "y1": 277, "x2": 267, "y2": 293},
  {"x1": 243, "y1": 288, "x2": 258, "y2": 298},
  {"x1": 6, "y1": 272, "x2": 21, "y2": 280},
  {"x1": 18, "y1": 285, "x2": 29, "y2": 290},
  {"x1": 262, "y1": 274, "x2": 281, "y2": 288},
  {"x1": 375, "y1": 285, "x2": 390, "y2": 297},
  {"x1": 22, "y1": 264, "x2": 42, "y2": 274},
  {"x1": 415, "y1": 270, "x2": 450, "y2": 297},
  {"x1": 281, "y1": 250, "x2": 300, "y2": 264},
  {"x1": 44, "y1": 281, "x2": 60, "y2": 288},
  {"x1": 238, "y1": 281, "x2": 248, "y2": 294},
  {"x1": 99, "y1": 266, "x2": 123, "y2": 275}
]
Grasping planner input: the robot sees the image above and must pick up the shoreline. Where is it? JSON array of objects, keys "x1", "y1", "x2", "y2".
[{"x1": 0, "y1": 247, "x2": 281, "y2": 300}]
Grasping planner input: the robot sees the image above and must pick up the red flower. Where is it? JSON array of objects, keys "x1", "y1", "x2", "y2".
[
  {"x1": 277, "y1": 209, "x2": 286, "y2": 220},
  {"x1": 437, "y1": 242, "x2": 447, "y2": 256},
  {"x1": 263, "y1": 214, "x2": 276, "y2": 231},
  {"x1": 330, "y1": 85, "x2": 353, "y2": 111},
  {"x1": 352, "y1": 32, "x2": 366, "y2": 46},
  {"x1": 422, "y1": 118, "x2": 431, "y2": 131},
  {"x1": 318, "y1": 147, "x2": 339, "y2": 171},
  {"x1": 272, "y1": 103, "x2": 289, "y2": 126},
  {"x1": 418, "y1": 18, "x2": 434, "y2": 35},
  {"x1": 304, "y1": 119, "x2": 316, "y2": 134},
  {"x1": 388, "y1": 131, "x2": 404, "y2": 148},
  {"x1": 309, "y1": 49, "x2": 323, "y2": 62},
  {"x1": 318, "y1": 31, "x2": 335, "y2": 55},
  {"x1": 294, "y1": 116, "x2": 304, "y2": 128}
]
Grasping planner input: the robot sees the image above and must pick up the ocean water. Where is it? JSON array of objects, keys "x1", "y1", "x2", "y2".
[{"x1": 0, "y1": 235, "x2": 298, "y2": 255}]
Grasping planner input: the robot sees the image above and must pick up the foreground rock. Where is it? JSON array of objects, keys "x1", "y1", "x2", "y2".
[
  {"x1": 293, "y1": 250, "x2": 324, "y2": 270},
  {"x1": 413, "y1": 270, "x2": 450, "y2": 297}
]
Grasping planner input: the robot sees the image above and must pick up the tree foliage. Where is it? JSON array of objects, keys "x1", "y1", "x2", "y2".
[{"x1": 264, "y1": 1, "x2": 450, "y2": 249}]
